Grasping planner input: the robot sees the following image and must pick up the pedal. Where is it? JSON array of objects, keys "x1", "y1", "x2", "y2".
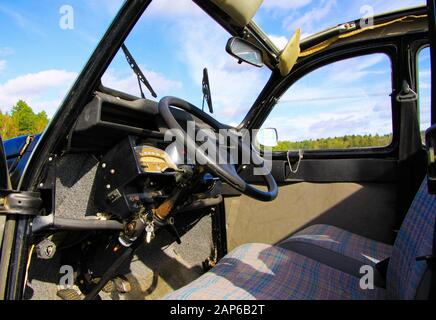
[
  {"x1": 102, "y1": 280, "x2": 114, "y2": 293},
  {"x1": 113, "y1": 276, "x2": 132, "y2": 293},
  {"x1": 101, "y1": 276, "x2": 131, "y2": 294},
  {"x1": 56, "y1": 288, "x2": 84, "y2": 300}
]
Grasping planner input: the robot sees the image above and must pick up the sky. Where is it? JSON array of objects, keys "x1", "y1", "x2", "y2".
[{"x1": 0, "y1": 0, "x2": 430, "y2": 142}]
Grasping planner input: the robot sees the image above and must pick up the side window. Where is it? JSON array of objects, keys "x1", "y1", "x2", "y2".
[
  {"x1": 417, "y1": 47, "x2": 431, "y2": 141},
  {"x1": 262, "y1": 53, "x2": 394, "y2": 151}
]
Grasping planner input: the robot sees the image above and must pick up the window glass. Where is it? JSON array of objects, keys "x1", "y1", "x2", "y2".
[
  {"x1": 262, "y1": 53, "x2": 393, "y2": 151},
  {"x1": 417, "y1": 47, "x2": 431, "y2": 141}
]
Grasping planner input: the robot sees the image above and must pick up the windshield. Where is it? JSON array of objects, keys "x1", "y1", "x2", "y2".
[
  {"x1": 254, "y1": 0, "x2": 426, "y2": 49},
  {"x1": 101, "y1": 0, "x2": 272, "y2": 127}
]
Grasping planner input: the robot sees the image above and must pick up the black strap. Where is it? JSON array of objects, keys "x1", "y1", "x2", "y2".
[
  {"x1": 397, "y1": 79, "x2": 421, "y2": 156},
  {"x1": 397, "y1": 81, "x2": 425, "y2": 229}
]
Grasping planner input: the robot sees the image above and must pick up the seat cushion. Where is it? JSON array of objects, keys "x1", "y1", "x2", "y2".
[
  {"x1": 164, "y1": 243, "x2": 386, "y2": 300},
  {"x1": 387, "y1": 179, "x2": 436, "y2": 299},
  {"x1": 281, "y1": 225, "x2": 393, "y2": 266}
]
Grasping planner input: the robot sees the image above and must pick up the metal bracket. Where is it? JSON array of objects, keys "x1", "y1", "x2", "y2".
[{"x1": 0, "y1": 190, "x2": 42, "y2": 216}]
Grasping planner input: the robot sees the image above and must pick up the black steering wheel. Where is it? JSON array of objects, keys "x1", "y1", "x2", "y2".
[{"x1": 158, "y1": 96, "x2": 278, "y2": 202}]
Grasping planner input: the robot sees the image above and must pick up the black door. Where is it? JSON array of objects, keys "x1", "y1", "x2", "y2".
[
  {"x1": 430, "y1": 0, "x2": 436, "y2": 126},
  {"x1": 224, "y1": 12, "x2": 429, "y2": 251}
]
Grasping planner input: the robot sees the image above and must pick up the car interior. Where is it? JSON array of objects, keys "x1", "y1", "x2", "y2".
[{"x1": 0, "y1": 0, "x2": 435, "y2": 300}]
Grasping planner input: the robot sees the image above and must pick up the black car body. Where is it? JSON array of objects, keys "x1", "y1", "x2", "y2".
[{"x1": 0, "y1": 0, "x2": 435, "y2": 300}]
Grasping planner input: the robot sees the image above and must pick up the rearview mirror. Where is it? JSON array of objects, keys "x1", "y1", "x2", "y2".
[
  {"x1": 256, "y1": 128, "x2": 278, "y2": 148},
  {"x1": 226, "y1": 37, "x2": 264, "y2": 68}
]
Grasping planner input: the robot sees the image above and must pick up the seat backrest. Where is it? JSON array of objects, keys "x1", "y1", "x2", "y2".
[{"x1": 387, "y1": 178, "x2": 436, "y2": 299}]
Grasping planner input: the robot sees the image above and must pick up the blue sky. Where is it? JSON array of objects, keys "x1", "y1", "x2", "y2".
[{"x1": 0, "y1": 0, "x2": 430, "y2": 142}]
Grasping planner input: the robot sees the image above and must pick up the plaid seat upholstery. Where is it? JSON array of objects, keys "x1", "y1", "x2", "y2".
[
  {"x1": 281, "y1": 224, "x2": 393, "y2": 266},
  {"x1": 387, "y1": 179, "x2": 436, "y2": 299},
  {"x1": 164, "y1": 243, "x2": 386, "y2": 300},
  {"x1": 165, "y1": 179, "x2": 435, "y2": 300}
]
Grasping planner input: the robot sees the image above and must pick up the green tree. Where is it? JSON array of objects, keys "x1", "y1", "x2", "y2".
[
  {"x1": 0, "y1": 111, "x2": 19, "y2": 139},
  {"x1": 0, "y1": 100, "x2": 49, "y2": 139},
  {"x1": 274, "y1": 134, "x2": 393, "y2": 152},
  {"x1": 34, "y1": 111, "x2": 49, "y2": 133},
  {"x1": 11, "y1": 100, "x2": 38, "y2": 135}
]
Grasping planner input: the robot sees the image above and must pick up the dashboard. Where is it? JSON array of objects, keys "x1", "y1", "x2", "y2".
[
  {"x1": 67, "y1": 90, "x2": 227, "y2": 154},
  {"x1": 67, "y1": 90, "x2": 226, "y2": 246}
]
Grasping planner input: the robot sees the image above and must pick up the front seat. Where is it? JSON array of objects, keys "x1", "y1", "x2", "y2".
[{"x1": 164, "y1": 178, "x2": 435, "y2": 300}]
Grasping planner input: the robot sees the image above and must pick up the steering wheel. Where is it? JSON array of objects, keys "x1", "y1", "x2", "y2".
[{"x1": 158, "y1": 96, "x2": 278, "y2": 202}]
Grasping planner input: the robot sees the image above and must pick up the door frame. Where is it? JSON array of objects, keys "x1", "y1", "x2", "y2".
[
  {"x1": 0, "y1": 0, "x2": 154, "y2": 300},
  {"x1": 430, "y1": 0, "x2": 436, "y2": 125}
]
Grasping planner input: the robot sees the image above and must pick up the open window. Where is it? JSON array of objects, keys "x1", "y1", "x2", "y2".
[
  {"x1": 417, "y1": 46, "x2": 432, "y2": 142},
  {"x1": 262, "y1": 53, "x2": 394, "y2": 153}
]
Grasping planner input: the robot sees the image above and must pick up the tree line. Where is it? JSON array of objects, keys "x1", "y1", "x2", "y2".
[
  {"x1": 275, "y1": 134, "x2": 392, "y2": 151},
  {"x1": 1, "y1": 100, "x2": 49, "y2": 140}
]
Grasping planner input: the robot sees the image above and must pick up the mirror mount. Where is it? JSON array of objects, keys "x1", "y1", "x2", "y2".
[{"x1": 226, "y1": 37, "x2": 264, "y2": 68}]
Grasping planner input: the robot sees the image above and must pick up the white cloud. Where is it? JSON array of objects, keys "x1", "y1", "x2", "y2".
[
  {"x1": 86, "y1": 0, "x2": 124, "y2": 16},
  {"x1": 0, "y1": 69, "x2": 77, "y2": 116},
  {"x1": 283, "y1": 0, "x2": 337, "y2": 34},
  {"x1": 0, "y1": 4, "x2": 46, "y2": 37},
  {"x1": 176, "y1": 16, "x2": 270, "y2": 124},
  {"x1": 360, "y1": 0, "x2": 426, "y2": 15},
  {"x1": 268, "y1": 35, "x2": 288, "y2": 50},
  {"x1": 264, "y1": 99, "x2": 392, "y2": 142},
  {"x1": 326, "y1": 54, "x2": 389, "y2": 83},
  {"x1": 0, "y1": 60, "x2": 6, "y2": 73},
  {"x1": 0, "y1": 47, "x2": 14, "y2": 56},
  {"x1": 102, "y1": 67, "x2": 183, "y2": 97},
  {"x1": 272, "y1": 0, "x2": 425, "y2": 42},
  {"x1": 147, "y1": 0, "x2": 203, "y2": 18},
  {"x1": 97, "y1": 0, "x2": 269, "y2": 125},
  {"x1": 262, "y1": 0, "x2": 312, "y2": 11},
  {"x1": 263, "y1": 52, "x2": 393, "y2": 141}
]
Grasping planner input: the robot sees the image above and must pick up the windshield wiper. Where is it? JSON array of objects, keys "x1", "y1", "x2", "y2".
[
  {"x1": 121, "y1": 44, "x2": 157, "y2": 99},
  {"x1": 202, "y1": 68, "x2": 213, "y2": 113}
]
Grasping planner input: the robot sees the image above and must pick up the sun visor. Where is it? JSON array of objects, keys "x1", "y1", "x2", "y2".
[
  {"x1": 278, "y1": 28, "x2": 301, "y2": 77},
  {"x1": 211, "y1": 0, "x2": 263, "y2": 27}
]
